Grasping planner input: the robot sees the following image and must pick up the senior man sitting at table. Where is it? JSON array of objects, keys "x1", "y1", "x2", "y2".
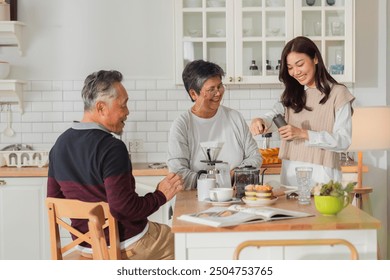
[
  {"x1": 167, "y1": 60, "x2": 262, "y2": 189},
  {"x1": 47, "y1": 70, "x2": 183, "y2": 260}
]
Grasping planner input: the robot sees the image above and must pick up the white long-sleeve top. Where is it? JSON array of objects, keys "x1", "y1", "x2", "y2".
[
  {"x1": 167, "y1": 106, "x2": 262, "y2": 189},
  {"x1": 261, "y1": 100, "x2": 352, "y2": 186}
]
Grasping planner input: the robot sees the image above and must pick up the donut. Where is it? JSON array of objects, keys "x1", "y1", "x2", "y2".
[{"x1": 254, "y1": 185, "x2": 273, "y2": 200}]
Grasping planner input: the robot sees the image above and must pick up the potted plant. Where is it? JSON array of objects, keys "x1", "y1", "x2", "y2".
[{"x1": 312, "y1": 180, "x2": 357, "y2": 216}]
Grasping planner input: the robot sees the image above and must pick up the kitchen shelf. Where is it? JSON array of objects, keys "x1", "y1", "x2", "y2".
[
  {"x1": 0, "y1": 80, "x2": 27, "y2": 113},
  {"x1": 0, "y1": 21, "x2": 25, "y2": 56}
]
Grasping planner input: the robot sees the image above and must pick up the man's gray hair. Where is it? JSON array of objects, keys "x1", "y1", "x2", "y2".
[{"x1": 81, "y1": 70, "x2": 123, "y2": 111}]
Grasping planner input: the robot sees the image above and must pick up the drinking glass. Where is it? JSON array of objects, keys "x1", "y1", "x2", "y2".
[{"x1": 295, "y1": 167, "x2": 313, "y2": 205}]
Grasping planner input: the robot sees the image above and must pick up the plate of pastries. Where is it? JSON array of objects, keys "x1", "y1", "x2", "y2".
[{"x1": 242, "y1": 184, "x2": 278, "y2": 206}]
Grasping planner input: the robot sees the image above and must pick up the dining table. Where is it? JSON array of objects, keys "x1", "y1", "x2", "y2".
[{"x1": 171, "y1": 190, "x2": 380, "y2": 260}]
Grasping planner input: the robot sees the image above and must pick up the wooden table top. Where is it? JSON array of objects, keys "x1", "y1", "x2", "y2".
[{"x1": 171, "y1": 190, "x2": 380, "y2": 233}]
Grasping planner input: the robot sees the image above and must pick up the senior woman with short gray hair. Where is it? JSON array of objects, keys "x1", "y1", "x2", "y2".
[{"x1": 167, "y1": 60, "x2": 262, "y2": 189}]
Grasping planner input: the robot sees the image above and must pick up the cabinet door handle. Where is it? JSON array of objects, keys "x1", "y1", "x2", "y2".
[
  {"x1": 237, "y1": 77, "x2": 242, "y2": 82},
  {"x1": 229, "y1": 77, "x2": 233, "y2": 82},
  {"x1": 0, "y1": 180, "x2": 6, "y2": 186},
  {"x1": 168, "y1": 205, "x2": 173, "y2": 220}
]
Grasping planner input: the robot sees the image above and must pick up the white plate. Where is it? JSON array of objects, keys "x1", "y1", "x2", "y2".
[
  {"x1": 242, "y1": 196, "x2": 278, "y2": 206},
  {"x1": 204, "y1": 198, "x2": 242, "y2": 206}
]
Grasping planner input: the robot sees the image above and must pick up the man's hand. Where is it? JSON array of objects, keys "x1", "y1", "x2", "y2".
[{"x1": 157, "y1": 173, "x2": 184, "y2": 201}]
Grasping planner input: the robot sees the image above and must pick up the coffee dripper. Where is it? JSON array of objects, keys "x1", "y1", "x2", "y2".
[{"x1": 196, "y1": 142, "x2": 228, "y2": 188}]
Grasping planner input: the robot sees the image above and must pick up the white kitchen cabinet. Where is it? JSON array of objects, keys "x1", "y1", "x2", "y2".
[
  {"x1": 0, "y1": 21, "x2": 27, "y2": 112},
  {"x1": 0, "y1": 21, "x2": 25, "y2": 55},
  {"x1": 295, "y1": 0, "x2": 354, "y2": 82},
  {"x1": 175, "y1": 0, "x2": 354, "y2": 84},
  {"x1": 0, "y1": 177, "x2": 50, "y2": 260},
  {"x1": 0, "y1": 80, "x2": 27, "y2": 113},
  {"x1": 135, "y1": 176, "x2": 176, "y2": 227}
]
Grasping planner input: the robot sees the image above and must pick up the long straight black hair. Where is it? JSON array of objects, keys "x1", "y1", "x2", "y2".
[{"x1": 278, "y1": 36, "x2": 341, "y2": 113}]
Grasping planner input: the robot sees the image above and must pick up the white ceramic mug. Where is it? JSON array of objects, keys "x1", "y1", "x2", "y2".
[
  {"x1": 197, "y1": 178, "x2": 216, "y2": 201},
  {"x1": 209, "y1": 187, "x2": 233, "y2": 202}
]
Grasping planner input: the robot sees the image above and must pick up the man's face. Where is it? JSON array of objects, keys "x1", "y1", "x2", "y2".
[{"x1": 100, "y1": 82, "x2": 129, "y2": 135}]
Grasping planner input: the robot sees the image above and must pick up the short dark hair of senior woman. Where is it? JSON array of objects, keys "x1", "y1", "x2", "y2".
[
  {"x1": 167, "y1": 60, "x2": 262, "y2": 190},
  {"x1": 182, "y1": 59, "x2": 225, "y2": 102}
]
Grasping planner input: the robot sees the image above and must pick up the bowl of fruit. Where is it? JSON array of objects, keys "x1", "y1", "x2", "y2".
[{"x1": 312, "y1": 180, "x2": 356, "y2": 216}]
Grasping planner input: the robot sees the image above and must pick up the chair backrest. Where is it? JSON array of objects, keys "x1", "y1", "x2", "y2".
[
  {"x1": 46, "y1": 197, "x2": 121, "y2": 260},
  {"x1": 233, "y1": 239, "x2": 359, "y2": 260},
  {"x1": 88, "y1": 205, "x2": 110, "y2": 260}
]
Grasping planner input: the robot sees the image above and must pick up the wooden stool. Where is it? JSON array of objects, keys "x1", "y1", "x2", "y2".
[{"x1": 350, "y1": 187, "x2": 373, "y2": 210}]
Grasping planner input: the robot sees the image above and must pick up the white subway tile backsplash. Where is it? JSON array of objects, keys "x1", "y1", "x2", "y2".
[
  {"x1": 239, "y1": 99, "x2": 261, "y2": 110},
  {"x1": 129, "y1": 111, "x2": 147, "y2": 121},
  {"x1": 128, "y1": 90, "x2": 147, "y2": 101},
  {"x1": 156, "y1": 121, "x2": 172, "y2": 132},
  {"x1": 21, "y1": 133, "x2": 43, "y2": 143},
  {"x1": 147, "y1": 132, "x2": 167, "y2": 142},
  {"x1": 156, "y1": 101, "x2": 177, "y2": 111},
  {"x1": 42, "y1": 112, "x2": 63, "y2": 122},
  {"x1": 52, "y1": 101, "x2": 74, "y2": 112},
  {"x1": 147, "y1": 111, "x2": 167, "y2": 121},
  {"x1": 63, "y1": 111, "x2": 83, "y2": 122},
  {"x1": 32, "y1": 123, "x2": 54, "y2": 133},
  {"x1": 147, "y1": 90, "x2": 167, "y2": 101},
  {"x1": 167, "y1": 89, "x2": 187, "y2": 100},
  {"x1": 62, "y1": 81, "x2": 74, "y2": 91},
  {"x1": 156, "y1": 79, "x2": 177, "y2": 90},
  {"x1": 32, "y1": 102, "x2": 53, "y2": 112},
  {"x1": 136, "y1": 122, "x2": 157, "y2": 132},
  {"x1": 1, "y1": 78, "x2": 289, "y2": 162},
  {"x1": 63, "y1": 90, "x2": 82, "y2": 101},
  {"x1": 52, "y1": 81, "x2": 63, "y2": 91},
  {"x1": 22, "y1": 112, "x2": 43, "y2": 122},
  {"x1": 136, "y1": 80, "x2": 156, "y2": 90},
  {"x1": 31, "y1": 81, "x2": 52, "y2": 91},
  {"x1": 23, "y1": 91, "x2": 42, "y2": 102},
  {"x1": 42, "y1": 91, "x2": 63, "y2": 101}
]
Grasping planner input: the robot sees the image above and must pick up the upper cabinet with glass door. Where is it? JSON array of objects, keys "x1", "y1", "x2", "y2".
[
  {"x1": 175, "y1": 0, "x2": 354, "y2": 84},
  {"x1": 294, "y1": 0, "x2": 354, "y2": 82},
  {"x1": 175, "y1": 0, "x2": 234, "y2": 84},
  {"x1": 236, "y1": 0, "x2": 293, "y2": 84}
]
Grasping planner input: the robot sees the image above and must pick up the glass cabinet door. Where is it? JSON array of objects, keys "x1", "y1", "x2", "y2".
[
  {"x1": 175, "y1": 0, "x2": 354, "y2": 84},
  {"x1": 235, "y1": 0, "x2": 293, "y2": 84},
  {"x1": 176, "y1": 0, "x2": 234, "y2": 84},
  {"x1": 295, "y1": 0, "x2": 353, "y2": 82}
]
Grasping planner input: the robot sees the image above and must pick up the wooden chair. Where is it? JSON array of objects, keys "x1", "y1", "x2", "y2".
[
  {"x1": 46, "y1": 197, "x2": 121, "y2": 260},
  {"x1": 233, "y1": 239, "x2": 359, "y2": 260},
  {"x1": 88, "y1": 205, "x2": 110, "y2": 260}
]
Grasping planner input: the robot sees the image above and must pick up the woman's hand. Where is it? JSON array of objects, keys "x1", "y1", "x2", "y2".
[
  {"x1": 250, "y1": 118, "x2": 266, "y2": 136},
  {"x1": 278, "y1": 125, "x2": 308, "y2": 141}
]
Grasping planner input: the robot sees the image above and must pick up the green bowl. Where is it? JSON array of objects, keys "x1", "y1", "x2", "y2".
[{"x1": 314, "y1": 195, "x2": 349, "y2": 216}]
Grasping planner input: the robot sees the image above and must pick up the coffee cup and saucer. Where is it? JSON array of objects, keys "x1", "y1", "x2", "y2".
[{"x1": 205, "y1": 188, "x2": 241, "y2": 206}]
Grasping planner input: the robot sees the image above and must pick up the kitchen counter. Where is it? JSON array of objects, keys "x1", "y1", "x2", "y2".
[
  {"x1": 172, "y1": 190, "x2": 380, "y2": 259},
  {"x1": 0, "y1": 163, "x2": 168, "y2": 177},
  {"x1": 0, "y1": 163, "x2": 367, "y2": 177}
]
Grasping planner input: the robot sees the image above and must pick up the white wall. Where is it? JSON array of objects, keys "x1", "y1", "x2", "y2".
[{"x1": 0, "y1": 0, "x2": 388, "y2": 258}]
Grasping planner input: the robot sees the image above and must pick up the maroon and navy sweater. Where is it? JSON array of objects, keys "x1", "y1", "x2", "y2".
[{"x1": 47, "y1": 122, "x2": 166, "y2": 246}]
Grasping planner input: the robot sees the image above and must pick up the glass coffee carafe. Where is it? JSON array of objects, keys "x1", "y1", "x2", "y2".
[{"x1": 234, "y1": 166, "x2": 260, "y2": 198}]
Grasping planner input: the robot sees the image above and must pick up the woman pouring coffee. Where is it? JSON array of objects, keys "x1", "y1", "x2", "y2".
[
  {"x1": 250, "y1": 36, "x2": 354, "y2": 186},
  {"x1": 167, "y1": 60, "x2": 262, "y2": 189}
]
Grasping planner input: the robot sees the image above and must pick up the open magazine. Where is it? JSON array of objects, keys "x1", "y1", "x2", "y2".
[{"x1": 178, "y1": 205, "x2": 313, "y2": 228}]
